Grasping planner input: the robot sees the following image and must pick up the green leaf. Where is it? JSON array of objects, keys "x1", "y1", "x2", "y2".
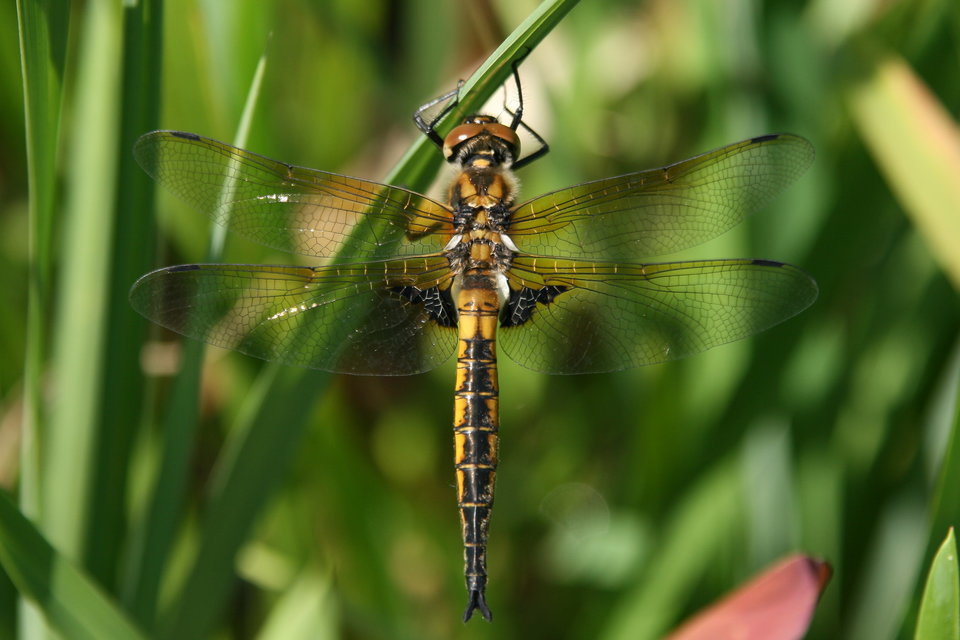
[
  {"x1": 0, "y1": 491, "x2": 146, "y2": 640},
  {"x1": 91, "y1": 0, "x2": 165, "y2": 597},
  {"x1": 915, "y1": 528, "x2": 960, "y2": 640},
  {"x1": 43, "y1": 0, "x2": 124, "y2": 559},
  {"x1": 16, "y1": 0, "x2": 67, "y2": 522},
  {"x1": 927, "y1": 348, "x2": 960, "y2": 576}
]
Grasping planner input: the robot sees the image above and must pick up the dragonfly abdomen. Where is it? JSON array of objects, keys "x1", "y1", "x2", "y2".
[{"x1": 453, "y1": 274, "x2": 502, "y2": 622}]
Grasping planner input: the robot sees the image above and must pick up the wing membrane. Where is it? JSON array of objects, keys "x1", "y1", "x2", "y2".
[
  {"x1": 129, "y1": 258, "x2": 457, "y2": 375},
  {"x1": 500, "y1": 256, "x2": 817, "y2": 373},
  {"x1": 134, "y1": 131, "x2": 453, "y2": 260},
  {"x1": 508, "y1": 134, "x2": 814, "y2": 259}
]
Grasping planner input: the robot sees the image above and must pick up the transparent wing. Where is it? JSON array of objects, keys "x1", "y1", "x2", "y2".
[
  {"x1": 134, "y1": 131, "x2": 454, "y2": 260},
  {"x1": 500, "y1": 257, "x2": 817, "y2": 374},
  {"x1": 129, "y1": 258, "x2": 458, "y2": 375},
  {"x1": 508, "y1": 134, "x2": 814, "y2": 259}
]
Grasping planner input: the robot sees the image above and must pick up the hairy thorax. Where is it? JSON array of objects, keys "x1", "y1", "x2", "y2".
[{"x1": 445, "y1": 157, "x2": 519, "y2": 269}]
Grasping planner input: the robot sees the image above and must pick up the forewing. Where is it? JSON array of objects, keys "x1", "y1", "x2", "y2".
[
  {"x1": 134, "y1": 131, "x2": 453, "y2": 259},
  {"x1": 500, "y1": 257, "x2": 817, "y2": 374},
  {"x1": 508, "y1": 134, "x2": 814, "y2": 259},
  {"x1": 129, "y1": 258, "x2": 458, "y2": 375}
]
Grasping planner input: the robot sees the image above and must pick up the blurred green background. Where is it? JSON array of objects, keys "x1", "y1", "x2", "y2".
[{"x1": 3, "y1": 0, "x2": 960, "y2": 638}]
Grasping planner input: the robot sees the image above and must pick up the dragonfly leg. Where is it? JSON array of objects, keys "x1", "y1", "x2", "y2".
[
  {"x1": 503, "y1": 57, "x2": 549, "y2": 170},
  {"x1": 413, "y1": 82, "x2": 464, "y2": 148}
]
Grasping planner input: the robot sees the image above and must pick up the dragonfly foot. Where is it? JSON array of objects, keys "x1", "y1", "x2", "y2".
[{"x1": 462, "y1": 589, "x2": 492, "y2": 622}]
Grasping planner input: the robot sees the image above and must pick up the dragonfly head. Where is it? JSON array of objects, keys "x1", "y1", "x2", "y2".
[{"x1": 443, "y1": 115, "x2": 520, "y2": 167}]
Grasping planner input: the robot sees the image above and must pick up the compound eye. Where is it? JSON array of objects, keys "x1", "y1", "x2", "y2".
[
  {"x1": 482, "y1": 122, "x2": 521, "y2": 157},
  {"x1": 441, "y1": 120, "x2": 522, "y2": 161},
  {"x1": 443, "y1": 123, "x2": 485, "y2": 159}
]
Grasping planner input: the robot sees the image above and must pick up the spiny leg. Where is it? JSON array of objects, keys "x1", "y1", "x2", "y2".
[{"x1": 413, "y1": 81, "x2": 464, "y2": 148}]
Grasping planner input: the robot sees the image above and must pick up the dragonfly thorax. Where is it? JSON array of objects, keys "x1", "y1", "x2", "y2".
[
  {"x1": 449, "y1": 163, "x2": 517, "y2": 220},
  {"x1": 443, "y1": 229, "x2": 515, "y2": 276},
  {"x1": 444, "y1": 128, "x2": 519, "y2": 280}
]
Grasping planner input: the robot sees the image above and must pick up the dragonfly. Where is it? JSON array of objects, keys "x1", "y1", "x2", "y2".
[{"x1": 130, "y1": 69, "x2": 817, "y2": 622}]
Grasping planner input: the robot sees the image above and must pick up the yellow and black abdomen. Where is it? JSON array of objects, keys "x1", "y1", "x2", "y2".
[{"x1": 453, "y1": 272, "x2": 502, "y2": 622}]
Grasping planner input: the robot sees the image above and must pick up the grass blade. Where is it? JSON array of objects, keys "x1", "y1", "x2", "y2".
[
  {"x1": 847, "y1": 54, "x2": 960, "y2": 289},
  {"x1": 87, "y1": 0, "x2": 165, "y2": 592},
  {"x1": 914, "y1": 529, "x2": 960, "y2": 640},
  {"x1": 16, "y1": 0, "x2": 68, "y2": 636},
  {"x1": 927, "y1": 341, "x2": 960, "y2": 554},
  {"x1": 16, "y1": 0, "x2": 66, "y2": 536},
  {"x1": 124, "y1": 42, "x2": 270, "y2": 631},
  {"x1": 42, "y1": 0, "x2": 124, "y2": 558},
  {"x1": 17, "y1": 0, "x2": 67, "y2": 536},
  {"x1": 0, "y1": 491, "x2": 146, "y2": 640},
  {"x1": 603, "y1": 459, "x2": 744, "y2": 640},
  {"x1": 158, "y1": 365, "x2": 325, "y2": 639},
  {"x1": 254, "y1": 568, "x2": 337, "y2": 640}
]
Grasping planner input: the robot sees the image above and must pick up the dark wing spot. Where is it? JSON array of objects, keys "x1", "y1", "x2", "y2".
[
  {"x1": 500, "y1": 285, "x2": 568, "y2": 327},
  {"x1": 392, "y1": 285, "x2": 457, "y2": 327}
]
